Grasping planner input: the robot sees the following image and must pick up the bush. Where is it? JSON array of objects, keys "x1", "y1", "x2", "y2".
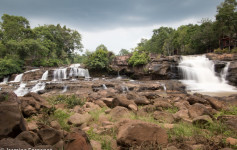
[
  {"x1": 0, "y1": 57, "x2": 23, "y2": 78},
  {"x1": 231, "y1": 47, "x2": 237, "y2": 53},
  {"x1": 48, "y1": 94, "x2": 85, "y2": 109},
  {"x1": 52, "y1": 109, "x2": 72, "y2": 131},
  {"x1": 128, "y1": 51, "x2": 150, "y2": 67},
  {"x1": 32, "y1": 58, "x2": 63, "y2": 67}
]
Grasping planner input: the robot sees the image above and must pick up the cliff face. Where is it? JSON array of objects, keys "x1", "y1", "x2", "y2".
[
  {"x1": 111, "y1": 53, "x2": 237, "y2": 86},
  {"x1": 110, "y1": 54, "x2": 181, "y2": 80}
]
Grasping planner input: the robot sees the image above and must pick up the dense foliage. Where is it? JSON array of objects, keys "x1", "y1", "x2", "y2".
[
  {"x1": 0, "y1": 14, "x2": 83, "y2": 77},
  {"x1": 85, "y1": 44, "x2": 114, "y2": 70},
  {"x1": 135, "y1": 0, "x2": 236, "y2": 55},
  {"x1": 128, "y1": 50, "x2": 149, "y2": 67}
]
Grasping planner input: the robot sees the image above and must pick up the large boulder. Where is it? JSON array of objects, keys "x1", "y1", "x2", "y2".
[
  {"x1": 188, "y1": 103, "x2": 210, "y2": 119},
  {"x1": 68, "y1": 113, "x2": 91, "y2": 127},
  {"x1": 16, "y1": 131, "x2": 40, "y2": 146},
  {"x1": 218, "y1": 115, "x2": 237, "y2": 132},
  {"x1": 109, "y1": 106, "x2": 129, "y2": 118},
  {"x1": 37, "y1": 126, "x2": 62, "y2": 145},
  {"x1": 227, "y1": 61, "x2": 237, "y2": 86},
  {"x1": 0, "y1": 138, "x2": 32, "y2": 149},
  {"x1": 117, "y1": 120, "x2": 168, "y2": 148},
  {"x1": 0, "y1": 92, "x2": 27, "y2": 139},
  {"x1": 112, "y1": 95, "x2": 137, "y2": 110}
]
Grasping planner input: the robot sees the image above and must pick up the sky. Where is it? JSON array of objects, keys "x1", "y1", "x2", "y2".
[{"x1": 0, "y1": 0, "x2": 223, "y2": 54}]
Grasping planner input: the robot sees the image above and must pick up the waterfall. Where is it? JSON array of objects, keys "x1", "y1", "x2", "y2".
[
  {"x1": 161, "y1": 83, "x2": 167, "y2": 92},
  {"x1": 12, "y1": 73, "x2": 24, "y2": 82},
  {"x1": 31, "y1": 82, "x2": 46, "y2": 93},
  {"x1": 178, "y1": 55, "x2": 236, "y2": 92},
  {"x1": 121, "y1": 85, "x2": 129, "y2": 93},
  {"x1": 117, "y1": 71, "x2": 122, "y2": 79},
  {"x1": 61, "y1": 85, "x2": 68, "y2": 93},
  {"x1": 14, "y1": 83, "x2": 29, "y2": 96},
  {"x1": 221, "y1": 62, "x2": 230, "y2": 82},
  {"x1": 69, "y1": 67, "x2": 90, "y2": 79},
  {"x1": 0, "y1": 76, "x2": 9, "y2": 84},
  {"x1": 102, "y1": 84, "x2": 107, "y2": 89},
  {"x1": 53, "y1": 68, "x2": 67, "y2": 81},
  {"x1": 41, "y1": 70, "x2": 48, "y2": 80}
]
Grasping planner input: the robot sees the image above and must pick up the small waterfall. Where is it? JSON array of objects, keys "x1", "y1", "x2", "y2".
[
  {"x1": 117, "y1": 71, "x2": 122, "y2": 79},
  {"x1": 121, "y1": 85, "x2": 129, "y2": 93},
  {"x1": 61, "y1": 85, "x2": 68, "y2": 93},
  {"x1": 31, "y1": 82, "x2": 46, "y2": 93},
  {"x1": 221, "y1": 62, "x2": 230, "y2": 82},
  {"x1": 178, "y1": 55, "x2": 236, "y2": 92},
  {"x1": 161, "y1": 83, "x2": 167, "y2": 92},
  {"x1": 53, "y1": 68, "x2": 67, "y2": 81},
  {"x1": 12, "y1": 73, "x2": 23, "y2": 82},
  {"x1": 24, "y1": 69, "x2": 40, "y2": 73},
  {"x1": 41, "y1": 70, "x2": 48, "y2": 80},
  {"x1": 0, "y1": 76, "x2": 9, "y2": 84},
  {"x1": 69, "y1": 67, "x2": 90, "y2": 79},
  {"x1": 14, "y1": 83, "x2": 29, "y2": 96},
  {"x1": 102, "y1": 84, "x2": 107, "y2": 89}
]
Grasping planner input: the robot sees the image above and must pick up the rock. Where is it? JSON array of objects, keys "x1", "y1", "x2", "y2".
[
  {"x1": 109, "y1": 106, "x2": 129, "y2": 118},
  {"x1": 16, "y1": 131, "x2": 40, "y2": 146},
  {"x1": 0, "y1": 138, "x2": 32, "y2": 149},
  {"x1": 0, "y1": 92, "x2": 27, "y2": 139},
  {"x1": 140, "y1": 92, "x2": 159, "y2": 99},
  {"x1": 163, "y1": 146, "x2": 180, "y2": 150},
  {"x1": 188, "y1": 103, "x2": 210, "y2": 119},
  {"x1": 101, "y1": 98, "x2": 113, "y2": 107},
  {"x1": 27, "y1": 121, "x2": 38, "y2": 131},
  {"x1": 94, "y1": 100, "x2": 107, "y2": 107},
  {"x1": 192, "y1": 115, "x2": 213, "y2": 125},
  {"x1": 117, "y1": 120, "x2": 168, "y2": 148},
  {"x1": 68, "y1": 113, "x2": 91, "y2": 126},
  {"x1": 154, "y1": 100, "x2": 172, "y2": 109},
  {"x1": 163, "y1": 123, "x2": 174, "y2": 129},
  {"x1": 24, "y1": 92, "x2": 49, "y2": 108},
  {"x1": 112, "y1": 95, "x2": 137, "y2": 109},
  {"x1": 126, "y1": 92, "x2": 150, "y2": 105},
  {"x1": 174, "y1": 101, "x2": 190, "y2": 110},
  {"x1": 226, "y1": 137, "x2": 237, "y2": 146},
  {"x1": 187, "y1": 94, "x2": 208, "y2": 105},
  {"x1": 153, "y1": 111, "x2": 174, "y2": 123},
  {"x1": 227, "y1": 61, "x2": 237, "y2": 86},
  {"x1": 64, "y1": 132, "x2": 92, "y2": 150},
  {"x1": 128, "y1": 104, "x2": 138, "y2": 111},
  {"x1": 173, "y1": 110, "x2": 191, "y2": 122},
  {"x1": 91, "y1": 140, "x2": 102, "y2": 150},
  {"x1": 50, "y1": 121, "x2": 61, "y2": 130},
  {"x1": 73, "y1": 105, "x2": 84, "y2": 113},
  {"x1": 53, "y1": 140, "x2": 64, "y2": 150},
  {"x1": 37, "y1": 126, "x2": 62, "y2": 145},
  {"x1": 83, "y1": 102, "x2": 100, "y2": 112},
  {"x1": 202, "y1": 95, "x2": 223, "y2": 110},
  {"x1": 218, "y1": 115, "x2": 237, "y2": 132}
]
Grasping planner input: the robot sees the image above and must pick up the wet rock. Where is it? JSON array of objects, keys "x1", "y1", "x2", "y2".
[
  {"x1": 117, "y1": 120, "x2": 168, "y2": 148},
  {"x1": 109, "y1": 106, "x2": 129, "y2": 118},
  {"x1": 68, "y1": 113, "x2": 91, "y2": 127},
  {"x1": 153, "y1": 111, "x2": 174, "y2": 123},
  {"x1": 16, "y1": 131, "x2": 40, "y2": 146},
  {"x1": 0, "y1": 92, "x2": 27, "y2": 139},
  {"x1": 64, "y1": 132, "x2": 92, "y2": 150},
  {"x1": 37, "y1": 126, "x2": 62, "y2": 145}
]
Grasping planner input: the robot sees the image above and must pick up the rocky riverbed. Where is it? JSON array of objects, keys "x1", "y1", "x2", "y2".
[{"x1": 0, "y1": 53, "x2": 237, "y2": 150}]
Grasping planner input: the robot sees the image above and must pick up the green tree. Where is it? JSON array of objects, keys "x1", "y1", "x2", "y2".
[
  {"x1": 128, "y1": 50, "x2": 149, "y2": 67},
  {"x1": 118, "y1": 49, "x2": 130, "y2": 56}
]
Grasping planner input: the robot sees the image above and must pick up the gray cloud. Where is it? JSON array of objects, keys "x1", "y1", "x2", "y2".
[{"x1": 0, "y1": 0, "x2": 223, "y2": 30}]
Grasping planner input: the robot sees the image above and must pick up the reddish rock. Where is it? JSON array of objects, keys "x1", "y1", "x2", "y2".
[
  {"x1": 64, "y1": 132, "x2": 92, "y2": 150},
  {"x1": 37, "y1": 126, "x2": 62, "y2": 145},
  {"x1": 117, "y1": 120, "x2": 168, "y2": 148},
  {"x1": 188, "y1": 103, "x2": 210, "y2": 119},
  {"x1": 16, "y1": 131, "x2": 40, "y2": 146},
  {"x1": 153, "y1": 111, "x2": 174, "y2": 123},
  {"x1": 109, "y1": 106, "x2": 129, "y2": 118},
  {"x1": 112, "y1": 95, "x2": 137, "y2": 109},
  {"x1": 0, "y1": 138, "x2": 32, "y2": 149},
  {"x1": 0, "y1": 92, "x2": 27, "y2": 139}
]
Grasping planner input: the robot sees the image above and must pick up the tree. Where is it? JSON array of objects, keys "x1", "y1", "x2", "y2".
[
  {"x1": 118, "y1": 49, "x2": 130, "y2": 56},
  {"x1": 128, "y1": 50, "x2": 149, "y2": 67},
  {"x1": 216, "y1": 0, "x2": 237, "y2": 50}
]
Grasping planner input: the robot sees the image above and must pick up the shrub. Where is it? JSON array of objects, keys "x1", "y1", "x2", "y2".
[
  {"x1": 52, "y1": 109, "x2": 72, "y2": 131},
  {"x1": 231, "y1": 47, "x2": 237, "y2": 53},
  {"x1": 128, "y1": 51, "x2": 150, "y2": 67},
  {"x1": 0, "y1": 57, "x2": 23, "y2": 78}
]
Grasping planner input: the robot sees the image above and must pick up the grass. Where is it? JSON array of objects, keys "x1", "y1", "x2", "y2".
[
  {"x1": 89, "y1": 107, "x2": 107, "y2": 122},
  {"x1": 164, "y1": 106, "x2": 179, "y2": 114},
  {"x1": 47, "y1": 94, "x2": 86, "y2": 108},
  {"x1": 129, "y1": 112, "x2": 159, "y2": 124},
  {"x1": 214, "y1": 106, "x2": 237, "y2": 119},
  {"x1": 52, "y1": 109, "x2": 73, "y2": 131}
]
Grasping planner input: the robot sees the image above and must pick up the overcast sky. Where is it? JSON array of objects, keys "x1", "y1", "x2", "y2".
[{"x1": 0, "y1": 0, "x2": 223, "y2": 54}]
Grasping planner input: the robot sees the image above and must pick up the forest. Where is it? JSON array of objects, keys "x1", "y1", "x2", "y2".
[{"x1": 0, "y1": 0, "x2": 236, "y2": 78}]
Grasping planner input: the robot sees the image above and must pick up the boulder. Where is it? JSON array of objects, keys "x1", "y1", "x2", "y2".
[
  {"x1": 187, "y1": 94, "x2": 209, "y2": 105},
  {"x1": 227, "y1": 61, "x2": 237, "y2": 86},
  {"x1": 112, "y1": 95, "x2": 137, "y2": 109},
  {"x1": 153, "y1": 111, "x2": 174, "y2": 123},
  {"x1": 16, "y1": 131, "x2": 40, "y2": 146},
  {"x1": 68, "y1": 113, "x2": 91, "y2": 126},
  {"x1": 201, "y1": 95, "x2": 223, "y2": 110},
  {"x1": 218, "y1": 115, "x2": 237, "y2": 132},
  {"x1": 109, "y1": 106, "x2": 129, "y2": 118},
  {"x1": 154, "y1": 100, "x2": 173, "y2": 109},
  {"x1": 91, "y1": 140, "x2": 102, "y2": 150},
  {"x1": 173, "y1": 110, "x2": 191, "y2": 122},
  {"x1": 226, "y1": 137, "x2": 237, "y2": 146},
  {"x1": 0, "y1": 92, "x2": 27, "y2": 139},
  {"x1": 64, "y1": 132, "x2": 92, "y2": 150},
  {"x1": 188, "y1": 103, "x2": 210, "y2": 119},
  {"x1": 192, "y1": 115, "x2": 213, "y2": 125},
  {"x1": 126, "y1": 92, "x2": 150, "y2": 105},
  {"x1": 117, "y1": 120, "x2": 168, "y2": 148},
  {"x1": 0, "y1": 138, "x2": 32, "y2": 149},
  {"x1": 37, "y1": 126, "x2": 62, "y2": 145}
]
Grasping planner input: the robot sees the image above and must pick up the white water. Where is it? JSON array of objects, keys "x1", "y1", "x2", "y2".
[
  {"x1": 24, "y1": 69, "x2": 40, "y2": 73},
  {"x1": 0, "y1": 76, "x2": 9, "y2": 84},
  {"x1": 14, "y1": 83, "x2": 29, "y2": 96},
  {"x1": 31, "y1": 82, "x2": 46, "y2": 93},
  {"x1": 11, "y1": 74, "x2": 24, "y2": 82},
  {"x1": 69, "y1": 67, "x2": 90, "y2": 79},
  {"x1": 53, "y1": 68, "x2": 67, "y2": 81},
  {"x1": 103, "y1": 84, "x2": 107, "y2": 89},
  {"x1": 179, "y1": 55, "x2": 237, "y2": 93},
  {"x1": 221, "y1": 62, "x2": 230, "y2": 83},
  {"x1": 41, "y1": 70, "x2": 48, "y2": 80},
  {"x1": 61, "y1": 85, "x2": 68, "y2": 93}
]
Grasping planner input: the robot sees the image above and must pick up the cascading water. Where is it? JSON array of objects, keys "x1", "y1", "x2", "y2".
[
  {"x1": 11, "y1": 73, "x2": 24, "y2": 82},
  {"x1": 220, "y1": 62, "x2": 230, "y2": 83},
  {"x1": 178, "y1": 55, "x2": 237, "y2": 94},
  {"x1": 53, "y1": 68, "x2": 67, "y2": 81},
  {"x1": 31, "y1": 82, "x2": 46, "y2": 93},
  {"x1": 0, "y1": 76, "x2": 9, "y2": 84},
  {"x1": 14, "y1": 83, "x2": 29, "y2": 96},
  {"x1": 61, "y1": 85, "x2": 68, "y2": 93},
  {"x1": 69, "y1": 67, "x2": 90, "y2": 79},
  {"x1": 41, "y1": 70, "x2": 48, "y2": 80},
  {"x1": 102, "y1": 84, "x2": 107, "y2": 89}
]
